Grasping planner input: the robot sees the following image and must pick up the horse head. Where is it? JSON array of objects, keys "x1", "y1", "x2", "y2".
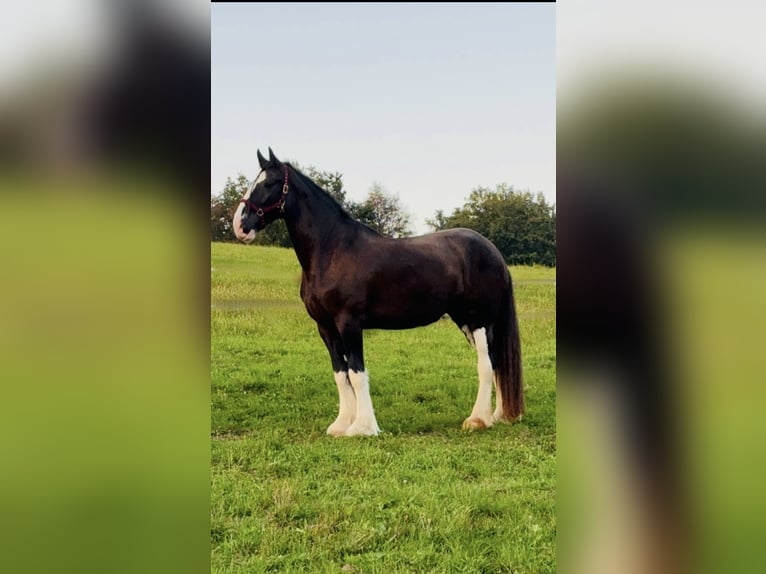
[{"x1": 232, "y1": 147, "x2": 290, "y2": 243}]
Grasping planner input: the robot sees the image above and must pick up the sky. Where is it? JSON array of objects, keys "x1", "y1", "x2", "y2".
[
  {"x1": 211, "y1": 3, "x2": 555, "y2": 234},
  {"x1": 557, "y1": 1, "x2": 766, "y2": 105}
]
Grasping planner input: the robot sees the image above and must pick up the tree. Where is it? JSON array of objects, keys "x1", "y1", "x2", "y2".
[
  {"x1": 425, "y1": 209, "x2": 448, "y2": 232},
  {"x1": 298, "y1": 164, "x2": 347, "y2": 207},
  {"x1": 429, "y1": 184, "x2": 556, "y2": 266},
  {"x1": 348, "y1": 183, "x2": 412, "y2": 238}
]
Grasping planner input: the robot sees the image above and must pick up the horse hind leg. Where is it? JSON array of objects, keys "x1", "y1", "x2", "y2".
[
  {"x1": 462, "y1": 327, "x2": 494, "y2": 430},
  {"x1": 464, "y1": 324, "x2": 513, "y2": 424},
  {"x1": 492, "y1": 373, "x2": 505, "y2": 423}
]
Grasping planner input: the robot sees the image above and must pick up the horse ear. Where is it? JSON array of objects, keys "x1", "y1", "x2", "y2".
[
  {"x1": 257, "y1": 149, "x2": 269, "y2": 169},
  {"x1": 268, "y1": 147, "x2": 281, "y2": 165}
]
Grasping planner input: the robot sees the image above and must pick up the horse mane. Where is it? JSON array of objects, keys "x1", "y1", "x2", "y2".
[{"x1": 286, "y1": 163, "x2": 380, "y2": 236}]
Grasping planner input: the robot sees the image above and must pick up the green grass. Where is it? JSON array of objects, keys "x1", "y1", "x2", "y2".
[{"x1": 211, "y1": 242, "x2": 556, "y2": 573}]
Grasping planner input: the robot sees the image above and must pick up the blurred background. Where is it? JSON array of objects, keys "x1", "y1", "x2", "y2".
[
  {"x1": 1, "y1": 1, "x2": 764, "y2": 573},
  {"x1": 557, "y1": 1, "x2": 765, "y2": 573},
  {"x1": 0, "y1": 1, "x2": 210, "y2": 573}
]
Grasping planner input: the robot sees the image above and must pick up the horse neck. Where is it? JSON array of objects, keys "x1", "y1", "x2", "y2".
[{"x1": 283, "y1": 177, "x2": 356, "y2": 273}]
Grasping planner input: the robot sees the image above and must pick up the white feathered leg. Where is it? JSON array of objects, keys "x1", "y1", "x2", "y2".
[
  {"x1": 343, "y1": 369, "x2": 380, "y2": 436},
  {"x1": 463, "y1": 327, "x2": 494, "y2": 430},
  {"x1": 327, "y1": 371, "x2": 357, "y2": 436}
]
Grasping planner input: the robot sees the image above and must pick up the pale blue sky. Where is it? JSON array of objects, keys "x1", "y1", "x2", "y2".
[{"x1": 212, "y1": 3, "x2": 555, "y2": 234}]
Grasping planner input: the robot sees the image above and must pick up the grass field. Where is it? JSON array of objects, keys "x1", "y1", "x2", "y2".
[{"x1": 211, "y1": 242, "x2": 556, "y2": 573}]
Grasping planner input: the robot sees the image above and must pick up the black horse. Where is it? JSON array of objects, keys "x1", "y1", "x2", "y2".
[{"x1": 233, "y1": 148, "x2": 523, "y2": 436}]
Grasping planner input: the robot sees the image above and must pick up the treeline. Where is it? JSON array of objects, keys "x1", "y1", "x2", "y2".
[
  {"x1": 427, "y1": 185, "x2": 556, "y2": 266},
  {"x1": 211, "y1": 165, "x2": 555, "y2": 266}
]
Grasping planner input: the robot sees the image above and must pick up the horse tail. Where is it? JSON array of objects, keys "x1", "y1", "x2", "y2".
[{"x1": 492, "y1": 283, "x2": 524, "y2": 420}]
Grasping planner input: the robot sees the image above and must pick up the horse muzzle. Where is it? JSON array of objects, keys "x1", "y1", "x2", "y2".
[{"x1": 232, "y1": 201, "x2": 257, "y2": 244}]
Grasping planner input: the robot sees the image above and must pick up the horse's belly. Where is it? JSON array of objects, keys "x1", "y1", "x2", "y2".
[
  {"x1": 361, "y1": 266, "x2": 458, "y2": 329},
  {"x1": 364, "y1": 297, "x2": 448, "y2": 330},
  {"x1": 364, "y1": 311, "x2": 444, "y2": 330}
]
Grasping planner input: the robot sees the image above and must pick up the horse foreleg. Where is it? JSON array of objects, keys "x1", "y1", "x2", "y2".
[
  {"x1": 327, "y1": 371, "x2": 357, "y2": 436},
  {"x1": 318, "y1": 323, "x2": 357, "y2": 436},
  {"x1": 463, "y1": 327, "x2": 494, "y2": 430},
  {"x1": 339, "y1": 326, "x2": 380, "y2": 436},
  {"x1": 344, "y1": 370, "x2": 380, "y2": 436}
]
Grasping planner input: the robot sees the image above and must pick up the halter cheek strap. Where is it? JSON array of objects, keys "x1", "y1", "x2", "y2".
[{"x1": 240, "y1": 165, "x2": 289, "y2": 218}]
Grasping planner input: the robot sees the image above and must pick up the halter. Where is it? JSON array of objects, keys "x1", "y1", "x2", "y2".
[{"x1": 240, "y1": 165, "x2": 290, "y2": 218}]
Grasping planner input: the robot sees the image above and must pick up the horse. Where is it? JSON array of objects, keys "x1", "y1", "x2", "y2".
[{"x1": 232, "y1": 148, "x2": 524, "y2": 436}]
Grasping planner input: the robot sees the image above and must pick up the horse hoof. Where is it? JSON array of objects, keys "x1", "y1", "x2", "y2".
[
  {"x1": 492, "y1": 412, "x2": 517, "y2": 424},
  {"x1": 492, "y1": 412, "x2": 523, "y2": 424},
  {"x1": 343, "y1": 421, "x2": 380, "y2": 436},
  {"x1": 462, "y1": 417, "x2": 491, "y2": 430},
  {"x1": 327, "y1": 419, "x2": 354, "y2": 436},
  {"x1": 327, "y1": 425, "x2": 348, "y2": 437}
]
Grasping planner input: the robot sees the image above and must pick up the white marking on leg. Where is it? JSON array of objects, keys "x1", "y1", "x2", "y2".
[
  {"x1": 461, "y1": 325, "x2": 476, "y2": 348},
  {"x1": 463, "y1": 327, "x2": 494, "y2": 429},
  {"x1": 326, "y1": 371, "x2": 357, "y2": 436},
  {"x1": 343, "y1": 369, "x2": 380, "y2": 436}
]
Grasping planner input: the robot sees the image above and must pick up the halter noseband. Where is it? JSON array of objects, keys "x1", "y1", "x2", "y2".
[{"x1": 240, "y1": 165, "x2": 290, "y2": 218}]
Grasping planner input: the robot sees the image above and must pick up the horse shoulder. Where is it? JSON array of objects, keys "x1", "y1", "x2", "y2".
[
  {"x1": 300, "y1": 268, "x2": 347, "y2": 323},
  {"x1": 299, "y1": 273, "x2": 322, "y2": 319}
]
